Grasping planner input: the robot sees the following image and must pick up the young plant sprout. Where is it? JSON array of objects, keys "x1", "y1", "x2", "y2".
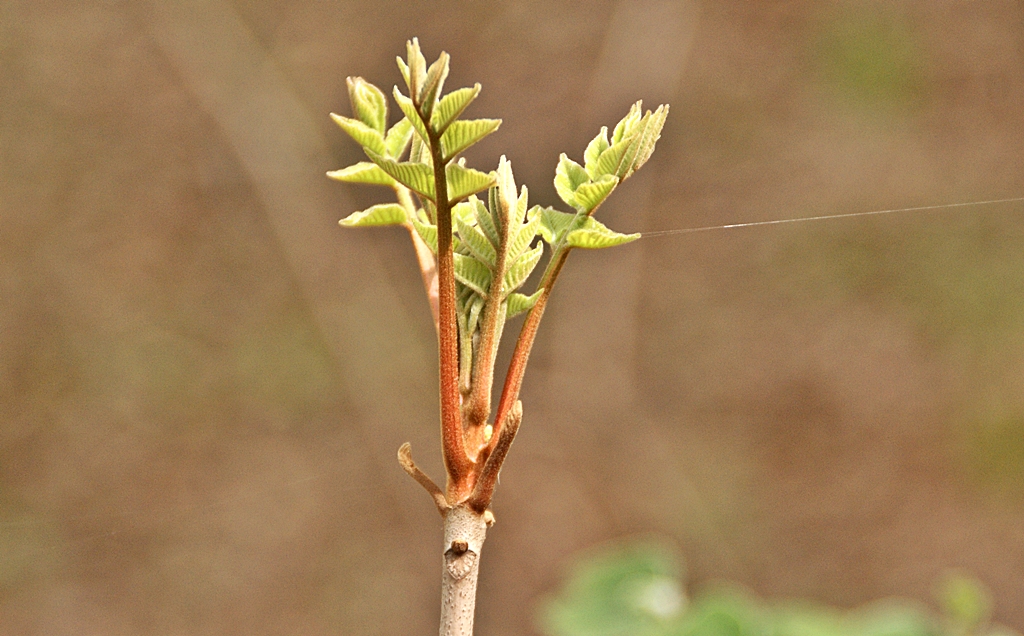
[{"x1": 328, "y1": 38, "x2": 667, "y2": 636}]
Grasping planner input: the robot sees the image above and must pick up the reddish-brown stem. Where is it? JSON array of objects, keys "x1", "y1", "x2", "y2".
[
  {"x1": 467, "y1": 400, "x2": 521, "y2": 512},
  {"x1": 464, "y1": 225, "x2": 509, "y2": 433},
  {"x1": 489, "y1": 246, "x2": 571, "y2": 448},
  {"x1": 428, "y1": 129, "x2": 472, "y2": 494}
]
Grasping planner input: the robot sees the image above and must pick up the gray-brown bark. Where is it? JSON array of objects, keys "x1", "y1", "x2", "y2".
[{"x1": 439, "y1": 505, "x2": 491, "y2": 636}]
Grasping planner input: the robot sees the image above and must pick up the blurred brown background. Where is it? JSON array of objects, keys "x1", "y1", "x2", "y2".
[{"x1": 2, "y1": 0, "x2": 1024, "y2": 633}]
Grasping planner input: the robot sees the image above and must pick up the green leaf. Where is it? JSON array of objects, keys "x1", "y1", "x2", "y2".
[
  {"x1": 472, "y1": 195, "x2": 500, "y2": 247},
  {"x1": 566, "y1": 216, "x2": 639, "y2": 249},
  {"x1": 504, "y1": 243, "x2": 543, "y2": 291},
  {"x1": 494, "y1": 155, "x2": 518, "y2": 223},
  {"x1": 594, "y1": 137, "x2": 634, "y2": 180},
  {"x1": 419, "y1": 51, "x2": 450, "y2": 118},
  {"x1": 537, "y1": 207, "x2": 580, "y2": 245},
  {"x1": 455, "y1": 214, "x2": 497, "y2": 267},
  {"x1": 538, "y1": 540, "x2": 687, "y2": 636},
  {"x1": 346, "y1": 76, "x2": 388, "y2": 134},
  {"x1": 409, "y1": 130, "x2": 431, "y2": 166},
  {"x1": 512, "y1": 185, "x2": 530, "y2": 227},
  {"x1": 572, "y1": 174, "x2": 619, "y2": 213},
  {"x1": 392, "y1": 88, "x2": 430, "y2": 145},
  {"x1": 507, "y1": 211, "x2": 541, "y2": 261},
  {"x1": 452, "y1": 200, "x2": 477, "y2": 227},
  {"x1": 442, "y1": 119, "x2": 501, "y2": 161},
  {"x1": 466, "y1": 293, "x2": 485, "y2": 335},
  {"x1": 431, "y1": 84, "x2": 481, "y2": 133},
  {"x1": 326, "y1": 161, "x2": 396, "y2": 187},
  {"x1": 384, "y1": 118, "x2": 414, "y2": 159},
  {"x1": 411, "y1": 216, "x2": 437, "y2": 253},
  {"x1": 454, "y1": 253, "x2": 492, "y2": 297},
  {"x1": 396, "y1": 57, "x2": 410, "y2": 91},
  {"x1": 338, "y1": 203, "x2": 407, "y2": 227},
  {"x1": 447, "y1": 162, "x2": 495, "y2": 202},
  {"x1": 404, "y1": 38, "x2": 427, "y2": 102},
  {"x1": 598, "y1": 103, "x2": 669, "y2": 180},
  {"x1": 584, "y1": 126, "x2": 610, "y2": 179},
  {"x1": 330, "y1": 113, "x2": 386, "y2": 156},
  {"x1": 611, "y1": 100, "x2": 643, "y2": 144},
  {"x1": 365, "y1": 149, "x2": 435, "y2": 200},
  {"x1": 553, "y1": 154, "x2": 589, "y2": 208},
  {"x1": 622, "y1": 104, "x2": 668, "y2": 179},
  {"x1": 506, "y1": 288, "x2": 543, "y2": 319}
]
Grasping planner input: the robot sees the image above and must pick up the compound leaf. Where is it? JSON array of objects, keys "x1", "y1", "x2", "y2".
[{"x1": 339, "y1": 203, "x2": 407, "y2": 227}]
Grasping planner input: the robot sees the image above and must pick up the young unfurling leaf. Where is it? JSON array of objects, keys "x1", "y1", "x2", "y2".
[
  {"x1": 503, "y1": 243, "x2": 543, "y2": 291},
  {"x1": 447, "y1": 162, "x2": 496, "y2": 202},
  {"x1": 553, "y1": 154, "x2": 590, "y2": 209},
  {"x1": 384, "y1": 118, "x2": 414, "y2": 159},
  {"x1": 538, "y1": 207, "x2": 581, "y2": 246},
  {"x1": 339, "y1": 203, "x2": 407, "y2": 227},
  {"x1": 442, "y1": 119, "x2": 502, "y2": 162},
  {"x1": 506, "y1": 289, "x2": 543, "y2": 319},
  {"x1": 327, "y1": 162, "x2": 396, "y2": 187},
  {"x1": 456, "y1": 213, "x2": 498, "y2": 267},
  {"x1": 565, "y1": 216, "x2": 640, "y2": 249},
  {"x1": 330, "y1": 113, "x2": 386, "y2": 156},
  {"x1": 347, "y1": 77, "x2": 388, "y2": 135},
  {"x1": 572, "y1": 175, "x2": 618, "y2": 214},
  {"x1": 454, "y1": 253, "x2": 492, "y2": 297},
  {"x1": 365, "y1": 150, "x2": 436, "y2": 200},
  {"x1": 431, "y1": 84, "x2": 481, "y2": 133}
]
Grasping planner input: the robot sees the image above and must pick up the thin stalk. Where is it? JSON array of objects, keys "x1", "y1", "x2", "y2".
[
  {"x1": 396, "y1": 185, "x2": 439, "y2": 333},
  {"x1": 488, "y1": 243, "x2": 571, "y2": 452},
  {"x1": 463, "y1": 223, "x2": 509, "y2": 435}
]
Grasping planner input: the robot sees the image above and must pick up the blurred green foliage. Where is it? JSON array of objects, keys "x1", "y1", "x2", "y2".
[
  {"x1": 538, "y1": 541, "x2": 1017, "y2": 636},
  {"x1": 813, "y1": 8, "x2": 927, "y2": 110}
]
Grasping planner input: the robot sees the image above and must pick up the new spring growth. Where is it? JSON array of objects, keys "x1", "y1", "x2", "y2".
[{"x1": 328, "y1": 37, "x2": 667, "y2": 511}]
